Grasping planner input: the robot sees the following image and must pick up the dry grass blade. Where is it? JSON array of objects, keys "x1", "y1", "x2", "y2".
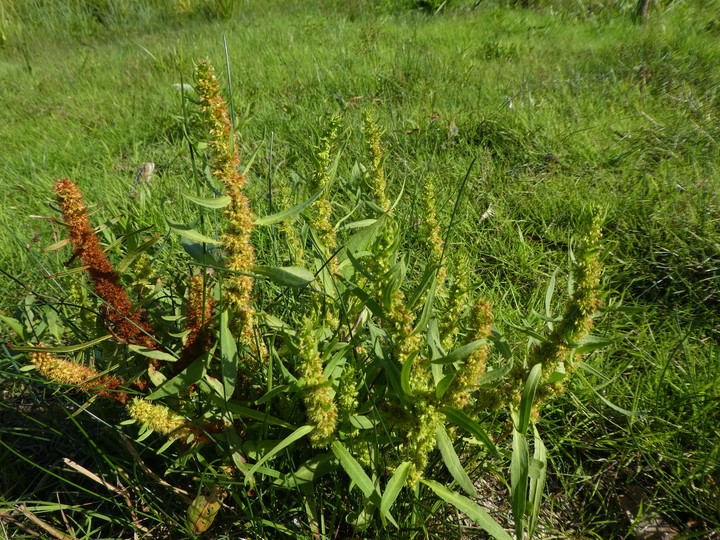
[
  {"x1": 14, "y1": 505, "x2": 73, "y2": 540},
  {"x1": 0, "y1": 509, "x2": 42, "y2": 537},
  {"x1": 62, "y1": 458, "x2": 149, "y2": 535}
]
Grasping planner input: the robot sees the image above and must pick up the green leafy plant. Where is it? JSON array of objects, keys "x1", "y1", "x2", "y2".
[{"x1": 4, "y1": 59, "x2": 610, "y2": 538}]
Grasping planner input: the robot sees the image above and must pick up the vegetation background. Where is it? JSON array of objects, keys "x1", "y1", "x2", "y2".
[{"x1": 1, "y1": 0, "x2": 719, "y2": 538}]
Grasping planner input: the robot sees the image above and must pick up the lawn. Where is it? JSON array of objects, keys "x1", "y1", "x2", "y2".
[{"x1": 1, "y1": 0, "x2": 719, "y2": 538}]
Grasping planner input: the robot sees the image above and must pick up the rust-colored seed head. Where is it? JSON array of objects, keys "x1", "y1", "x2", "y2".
[
  {"x1": 31, "y1": 351, "x2": 129, "y2": 404},
  {"x1": 175, "y1": 275, "x2": 215, "y2": 374},
  {"x1": 53, "y1": 179, "x2": 157, "y2": 352}
]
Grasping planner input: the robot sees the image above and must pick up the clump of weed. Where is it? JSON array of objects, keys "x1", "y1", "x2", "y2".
[{"x1": 4, "y1": 59, "x2": 611, "y2": 538}]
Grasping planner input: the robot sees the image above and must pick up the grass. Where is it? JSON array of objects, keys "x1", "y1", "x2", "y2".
[{"x1": 1, "y1": 0, "x2": 720, "y2": 538}]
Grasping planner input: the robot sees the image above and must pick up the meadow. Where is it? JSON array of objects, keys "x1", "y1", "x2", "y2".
[{"x1": 1, "y1": 0, "x2": 719, "y2": 538}]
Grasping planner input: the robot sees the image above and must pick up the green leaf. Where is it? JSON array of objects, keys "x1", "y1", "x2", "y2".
[
  {"x1": 345, "y1": 214, "x2": 386, "y2": 255},
  {"x1": 9, "y1": 334, "x2": 112, "y2": 353},
  {"x1": 517, "y1": 363, "x2": 542, "y2": 434},
  {"x1": 545, "y1": 268, "x2": 558, "y2": 318},
  {"x1": 331, "y1": 441, "x2": 376, "y2": 498},
  {"x1": 0, "y1": 314, "x2": 25, "y2": 338},
  {"x1": 440, "y1": 406, "x2": 501, "y2": 459},
  {"x1": 510, "y1": 429, "x2": 529, "y2": 540},
  {"x1": 341, "y1": 218, "x2": 377, "y2": 230},
  {"x1": 127, "y1": 345, "x2": 178, "y2": 363},
  {"x1": 421, "y1": 480, "x2": 513, "y2": 540},
  {"x1": 347, "y1": 281, "x2": 385, "y2": 320},
  {"x1": 407, "y1": 262, "x2": 442, "y2": 309},
  {"x1": 435, "y1": 424, "x2": 476, "y2": 497},
  {"x1": 167, "y1": 220, "x2": 221, "y2": 244},
  {"x1": 380, "y1": 461, "x2": 411, "y2": 518},
  {"x1": 574, "y1": 334, "x2": 613, "y2": 354},
  {"x1": 528, "y1": 426, "x2": 547, "y2": 538},
  {"x1": 435, "y1": 372, "x2": 455, "y2": 399},
  {"x1": 246, "y1": 425, "x2": 314, "y2": 479},
  {"x1": 477, "y1": 361, "x2": 514, "y2": 389},
  {"x1": 254, "y1": 188, "x2": 323, "y2": 226},
  {"x1": 349, "y1": 415, "x2": 376, "y2": 430},
  {"x1": 146, "y1": 357, "x2": 205, "y2": 400},
  {"x1": 431, "y1": 339, "x2": 489, "y2": 365},
  {"x1": 182, "y1": 193, "x2": 232, "y2": 209},
  {"x1": 400, "y1": 353, "x2": 415, "y2": 396},
  {"x1": 117, "y1": 233, "x2": 161, "y2": 274},
  {"x1": 181, "y1": 241, "x2": 223, "y2": 266},
  {"x1": 220, "y1": 310, "x2": 238, "y2": 398},
  {"x1": 252, "y1": 265, "x2": 314, "y2": 288},
  {"x1": 331, "y1": 440, "x2": 395, "y2": 526},
  {"x1": 274, "y1": 452, "x2": 337, "y2": 488},
  {"x1": 219, "y1": 400, "x2": 296, "y2": 429},
  {"x1": 413, "y1": 276, "x2": 437, "y2": 334}
]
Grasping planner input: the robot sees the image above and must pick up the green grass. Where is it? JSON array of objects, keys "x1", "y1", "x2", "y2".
[{"x1": 2, "y1": 0, "x2": 720, "y2": 538}]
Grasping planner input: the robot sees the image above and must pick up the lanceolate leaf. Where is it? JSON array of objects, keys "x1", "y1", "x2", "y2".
[
  {"x1": 435, "y1": 424, "x2": 476, "y2": 497},
  {"x1": 128, "y1": 345, "x2": 178, "y2": 363},
  {"x1": 330, "y1": 441, "x2": 397, "y2": 526},
  {"x1": 440, "y1": 406, "x2": 501, "y2": 459},
  {"x1": 330, "y1": 441, "x2": 376, "y2": 499},
  {"x1": 253, "y1": 188, "x2": 323, "y2": 226},
  {"x1": 431, "y1": 339, "x2": 490, "y2": 365},
  {"x1": 274, "y1": 453, "x2": 338, "y2": 488},
  {"x1": 252, "y1": 265, "x2": 314, "y2": 287},
  {"x1": 9, "y1": 334, "x2": 112, "y2": 353},
  {"x1": 182, "y1": 193, "x2": 232, "y2": 209},
  {"x1": 421, "y1": 480, "x2": 513, "y2": 540},
  {"x1": 147, "y1": 356, "x2": 206, "y2": 400},
  {"x1": 220, "y1": 310, "x2": 238, "y2": 398},
  {"x1": 528, "y1": 426, "x2": 547, "y2": 538},
  {"x1": 510, "y1": 429, "x2": 529, "y2": 540},
  {"x1": 246, "y1": 425, "x2": 314, "y2": 479},
  {"x1": 517, "y1": 363, "x2": 542, "y2": 434},
  {"x1": 167, "y1": 220, "x2": 222, "y2": 245},
  {"x1": 380, "y1": 461, "x2": 411, "y2": 517}
]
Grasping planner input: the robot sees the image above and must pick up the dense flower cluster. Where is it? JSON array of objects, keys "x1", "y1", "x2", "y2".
[
  {"x1": 297, "y1": 318, "x2": 338, "y2": 446},
  {"x1": 31, "y1": 351, "x2": 128, "y2": 403},
  {"x1": 176, "y1": 274, "x2": 215, "y2": 374},
  {"x1": 194, "y1": 60, "x2": 260, "y2": 355},
  {"x1": 54, "y1": 178, "x2": 157, "y2": 352}
]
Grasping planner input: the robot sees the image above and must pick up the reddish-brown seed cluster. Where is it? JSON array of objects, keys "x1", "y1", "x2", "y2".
[
  {"x1": 31, "y1": 351, "x2": 129, "y2": 404},
  {"x1": 54, "y1": 179, "x2": 158, "y2": 352},
  {"x1": 175, "y1": 274, "x2": 215, "y2": 374}
]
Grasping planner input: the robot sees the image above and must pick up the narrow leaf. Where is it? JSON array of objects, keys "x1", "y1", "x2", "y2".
[
  {"x1": 274, "y1": 453, "x2": 337, "y2": 488},
  {"x1": 246, "y1": 425, "x2": 314, "y2": 479},
  {"x1": 128, "y1": 345, "x2": 178, "y2": 363},
  {"x1": 435, "y1": 424, "x2": 476, "y2": 497},
  {"x1": 254, "y1": 188, "x2": 323, "y2": 226},
  {"x1": 380, "y1": 461, "x2": 411, "y2": 517},
  {"x1": 422, "y1": 479, "x2": 513, "y2": 540},
  {"x1": 517, "y1": 363, "x2": 542, "y2": 434},
  {"x1": 220, "y1": 310, "x2": 238, "y2": 398},
  {"x1": 147, "y1": 357, "x2": 205, "y2": 400},
  {"x1": 545, "y1": 268, "x2": 558, "y2": 318},
  {"x1": 431, "y1": 339, "x2": 489, "y2": 365},
  {"x1": 167, "y1": 220, "x2": 221, "y2": 245},
  {"x1": 9, "y1": 334, "x2": 112, "y2": 353},
  {"x1": 528, "y1": 425, "x2": 547, "y2": 539},
  {"x1": 574, "y1": 335, "x2": 613, "y2": 354},
  {"x1": 440, "y1": 406, "x2": 501, "y2": 459},
  {"x1": 182, "y1": 193, "x2": 231, "y2": 209},
  {"x1": 252, "y1": 265, "x2": 314, "y2": 288},
  {"x1": 510, "y1": 429, "x2": 529, "y2": 539}
]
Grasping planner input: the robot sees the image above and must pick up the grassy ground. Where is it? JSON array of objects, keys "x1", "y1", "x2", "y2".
[{"x1": 1, "y1": 0, "x2": 719, "y2": 537}]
